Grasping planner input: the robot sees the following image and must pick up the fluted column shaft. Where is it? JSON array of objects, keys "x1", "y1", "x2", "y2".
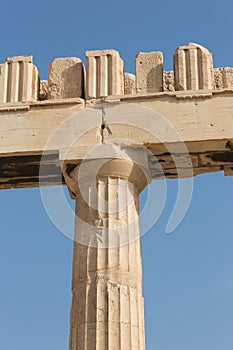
[{"x1": 69, "y1": 159, "x2": 147, "y2": 350}]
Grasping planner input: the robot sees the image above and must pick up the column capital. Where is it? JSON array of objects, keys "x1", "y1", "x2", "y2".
[{"x1": 62, "y1": 143, "x2": 152, "y2": 199}]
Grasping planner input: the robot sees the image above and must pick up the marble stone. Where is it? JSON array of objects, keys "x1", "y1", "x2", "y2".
[
  {"x1": 124, "y1": 73, "x2": 136, "y2": 95},
  {"x1": 67, "y1": 157, "x2": 149, "y2": 350},
  {"x1": 0, "y1": 55, "x2": 39, "y2": 103},
  {"x1": 173, "y1": 43, "x2": 213, "y2": 91},
  {"x1": 86, "y1": 50, "x2": 124, "y2": 99},
  {"x1": 48, "y1": 57, "x2": 85, "y2": 99},
  {"x1": 136, "y1": 51, "x2": 163, "y2": 93}
]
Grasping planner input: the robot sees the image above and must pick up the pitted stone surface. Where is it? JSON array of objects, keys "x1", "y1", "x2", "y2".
[
  {"x1": 213, "y1": 67, "x2": 233, "y2": 90},
  {"x1": 136, "y1": 51, "x2": 163, "y2": 93},
  {"x1": 213, "y1": 68, "x2": 224, "y2": 90},
  {"x1": 222, "y1": 67, "x2": 233, "y2": 89},
  {"x1": 48, "y1": 57, "x2": 85, "y2": 99},
  {"x1": 39, "y1": 80, "x2": 48, "y2": 100},
  {"x1": 163, "y1": 71, "x2": 175, "y2": 92},
  {"x1": 124, "y1": 73, "x2": 136, "y2": 94}
]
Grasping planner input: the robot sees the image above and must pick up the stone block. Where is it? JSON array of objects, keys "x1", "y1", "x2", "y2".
[
  {"x1": 48, "y1": 57, "x2": 85, "y2": 99},
  {"x1": 136, "y1": 51, "x2": 163, "y2": 93},
  {"x1": 163, "y1": 71, "x2": 175, "y2": 92},
  {"x1": 222, "y1": 67, "x2": 233, "y2": 89},
  {"x1": 0, "y1": 55, "x2": 39, "y2": 103},
  {"x1": 173, "y1": 43, "x2": 213, "y2": 91},
  {"x1": 213, "y1": 67, "x2": 233, "y2": 90},
  {"x1": 213, "y1": 68, "x2": 224, "y2": 90},
  {"x1": 86, "y1": 49, "x2": 124, "y2": 99},
  {"x1": 124, "y1": 73, "x2": 136, "y2": 95},
  {"x1": 39, "y1": 80, "x2": 48, "y2": 100}
]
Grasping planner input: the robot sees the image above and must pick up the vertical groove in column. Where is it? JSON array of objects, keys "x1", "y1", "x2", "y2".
[
  {"x1": 189, "y1": 48, "x2": 199, "y2": 90},
  {"x1": 184, "y1": 49, "x2": 191, "y2": 90},
  {"x1": 84, "y1": 282, "x2": 88, "y2": 349},
  {"x1": 173, "y1": 52, "x2": 179, "y2": 91},
  {"x1": 107, "y1": 177, "x2": 112, "y2": 268},
  {"x1": 6, "y1": 63, "x2": 12, "y2": 102},
  {"x1": 96, "y1": 56, "x2": 101, "y2": 98},
  {"x1": 108, "y1": 177, "x2": 119, "y2": 268},
  {"x1": 126, "y1": 179, "x2": 130, "y2": 273},
  {"x1": 18, "y1": 61, "x2": 24, "y2": 101},
  {"x1": 128, "y1": 287, "x2": 133, "y2": 350},
  {"x1": 197, "y1": 48, "x2": 203, "y2": 89},
  {"x1": 116, "y1": 178, "x2": 120, "y2": 268},
  {"x1": 107, "y1": 55, "x2": 113, "y2": 95},
  {"x1": 136, "y1": 290, "x2": 141, "y2": 350},
  {"x1": 138, "y1": 292, "x2": 143, "y2": 349},
  {"x1": 96, "y1": 282, "x2": 107, "y2": 349},
  {"x1": 129, "y1": 181, "x2": 138, "y2": 273}
]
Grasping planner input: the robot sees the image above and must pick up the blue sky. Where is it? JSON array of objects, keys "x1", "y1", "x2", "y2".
[{"x1": 1, "y1": 0, "x2": 233, "y2": 349}]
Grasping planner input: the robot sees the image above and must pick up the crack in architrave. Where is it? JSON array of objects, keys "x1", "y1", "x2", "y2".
[{"x1": 100, "y1": 98, "x2": 112, "y2": 143}]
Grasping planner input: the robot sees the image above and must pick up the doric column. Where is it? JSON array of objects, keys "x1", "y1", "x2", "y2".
[{"x1": 65, "y1": 154, "x2": 150, "y2": 350}]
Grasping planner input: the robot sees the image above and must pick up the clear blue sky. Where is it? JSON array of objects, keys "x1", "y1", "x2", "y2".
[{"x1": 1, "y1": 0, "x2": 233, "y2": 349}]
